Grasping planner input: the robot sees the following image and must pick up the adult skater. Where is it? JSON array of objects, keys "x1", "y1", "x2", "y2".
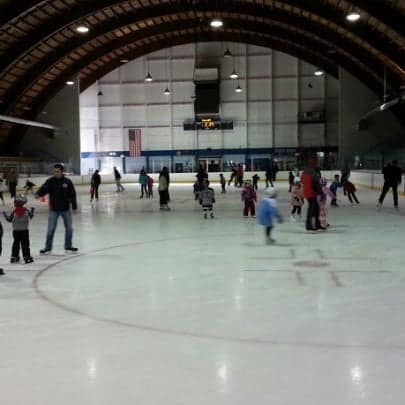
[
  {"x1": 158, "y1": 167, "x2": 170, "y2": 211},
  {"x1": 90, "y1": 169, "x2": 101, "y2": 201},
  {"x1": 301, "y1": 159, "x2": 324, "y2": 231},
  {"x1": 7, "y1": 169, "x2": 18, "y2": 199},
  {"x1": 113, "y1": 166, "x2": 125, "y2": 192},
  {"x1": 377, "y1": 160, "x2": 402, "y2": 209},
  {"x1": 35, "y1": 163, "x2": 78, "y2": 254},
  {"x1": 139, "y1": 168, "x2": 148, "y2": 198},
  {"x1": 265, "y1": 164, "x2": 274, "y2": 188},
  {"x1": 0, "y1": 219, "x2": 4, "y2": 275}
]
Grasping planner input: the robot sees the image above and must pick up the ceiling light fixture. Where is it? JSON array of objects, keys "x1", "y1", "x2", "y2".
[
  {"x1": 76, "y1": 25, "x2": 89, "y2": 33},
  {"x1": 314, "y1": 69, "x2": 324, "y2": 76},
  {"x1": 120, "y1": 59, "x2": 129, "y2": 63},
  {"x1": 223, "y1": 48, "x2": 232, "y2": 58},
  {"x1": 235, "y1": 84, "x2": 243, "y2": 93},
  {"x1": 230, "y1": 69, "x2": 238, "y2": 79},
  {"x1": 346, "y1": 12, "x2": 361, "y2": 22},
  {"x1": 65, "y1": 80, "x2": 75, "y2": 85},
  {"x1": 97, "y1": 90, "x2": 103, "y2": 96},
  {"x1": 210, "y1": 18, "x2": 223, "y2": 28},
  {"x1": 145, "y1": 72, "x2": 153, "y2": 82},
  {"x1": 164, "y1": 87, "x2": 171, "y2": 96}
]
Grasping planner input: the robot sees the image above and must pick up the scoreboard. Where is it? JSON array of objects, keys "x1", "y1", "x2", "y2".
[{"x1": 183, "y1": 118, "x2": 233, "y2": 131}]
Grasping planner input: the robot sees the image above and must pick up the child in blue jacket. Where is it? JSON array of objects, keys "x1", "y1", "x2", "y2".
[{"x1": 258, "y1": 187, "x2": 283, "y2": 244}]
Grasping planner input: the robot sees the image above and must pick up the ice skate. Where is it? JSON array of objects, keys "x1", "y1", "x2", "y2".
[
  {"x1": 10, "y1": 256, "x2": 20, "y2": 263},
  {"x1": 65, "y1": 247, "x2": 78, "y2": 254},
  {"x1": 40, "y1": 249, "x2": 52, "y2": 255},
  {"x1": 24, "y1": 257, "x2": 34, "y2": 264}
]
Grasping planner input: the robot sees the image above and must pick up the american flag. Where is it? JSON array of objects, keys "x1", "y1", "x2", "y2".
[{"x1": 129, "y1": 128, "x2": 142, "y2": 157}]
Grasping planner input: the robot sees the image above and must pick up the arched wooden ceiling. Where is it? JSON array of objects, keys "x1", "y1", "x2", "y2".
[{"x1": 0, "y1": 0, "x2": 404, "y2": 153}]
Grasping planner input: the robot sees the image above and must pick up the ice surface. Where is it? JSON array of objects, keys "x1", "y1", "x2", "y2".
[{"x1": 1, "y1": 181, "x2": 405, "y2": 405}]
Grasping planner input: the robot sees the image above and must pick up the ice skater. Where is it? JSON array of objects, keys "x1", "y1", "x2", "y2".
[
  {"x1": 147, "y1": 175, "x2": 154, "y2": 198},
  {"x1": 114, "y1": 166, "x2": 125, "y2": 192},
  {"x1": 252, "y1": 173, "x2": 260, "y2": 191},
  {"x1": 346, "y1": 180, "x2": 359, "y2": 204},
  {"x1": 329, "y1": 174, "x2": 341, "y2": 206},
  {"x1": 198, "y1": 179, "x2": 215, "y2": 219},
  {"x1": 318, "y1": 178, "x2": 334, "y2": 228},
  {"x1": 288, "y1": 171, "x2": 295, "y2": 192},
  {"x1": 90, "y1": 170, "x2": 101, "y2": 202},
  {"x1": 219, "y1": 173, "x2": 226, "y2": 193},
  {"x1": 0, "y1": 219, "x2": 4, "y2": 275},
  {"x1": 0, "y1": 178, "x2": 5, "y2": 205},
  {"x1": 258, "y1": 187, "x2": 283, "y2": 244},
  {"x1": 23, "y1": 179, "x2": 36, "y2": 195},
  {"x1": 290, "y1": 180, "x2": 304, "y2": 221},
  {"x1": 377, "y1": 160, "x2": 402, "y2": 209},
  {"x1": 241, "y1": 180, "x2": 257, "y2": 218},
  {"x1": 3, "y1": 195, "x2": 34, "y2": 264}
]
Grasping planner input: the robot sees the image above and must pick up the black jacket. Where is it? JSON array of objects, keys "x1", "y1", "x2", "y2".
[
  {"x1": 36, "y1": 176, "x2": 77, "y2": 211},
  {"x1": 383, "y1": 164, "x2": 402, "y2": 185},
  {"x1": 91, "y1": 173, "x2": 101, "y2": 186}
]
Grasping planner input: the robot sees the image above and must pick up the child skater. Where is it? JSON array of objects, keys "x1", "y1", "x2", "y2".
[
  {"x1": 290, "y1": 180, "x2": 304, "y2": 221},
  {"x1": 241, "y1": 180, "x2": 257, "y2": 218},
  {"x1": 23, "y1": 179, "x2": 36, "y2": 195},
  {"x1": 219, "y1": 173, "x2": 226, "y2": 194},
  {"x1": 329, "y1": 174, "x2": 341, "y2": 207},
  {"x1": 147, "y1": 175, "x2": 154, "y2": 198},
  {"x1": 3, "y1": 195, "x2": 34, "y2": 264},
  {"x1": 346, "y1": 180, "x2": 359, "y2": 204},
  {"x1": 198, "y1": 179, "x2": 215, "y2": 219},
  {"x1": 258, "y1": 187, "x2": 283, "y2": 244},
  {"x1": 252, "y1": 174, "x2": 260, "y2": 191},
  {"x1": 288, "y1": 171, "x2": 295, "y2": 192},
  {"x1": 318, "y1": 177, "x2": 334, "y2": 228}
]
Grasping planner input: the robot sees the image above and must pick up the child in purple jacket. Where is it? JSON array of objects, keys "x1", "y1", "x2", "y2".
[{"x1": 241, "y1": 181, "x2": 257, "y2": 217}]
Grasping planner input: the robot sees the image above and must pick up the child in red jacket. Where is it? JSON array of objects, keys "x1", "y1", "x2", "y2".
[{"x1": 241, "y1": 181, "x2": 257, "y2": 217}]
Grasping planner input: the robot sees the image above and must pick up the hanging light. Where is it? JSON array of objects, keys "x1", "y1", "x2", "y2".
[
  {"x1": 145, "y1": 72, "x2": 153, "y2": 82},
  {"x1": 235, "y1": 84, "x2": 243, "y2": 93},
  {"x1": 120, "y1": 59, "x2": 129, "y2": 63},
  {"x1": 164, "y1": 87, "x2": 171, "y2": 95},
  {"x1": 210, "y1": 18, "x2": 223, "y2": 28},
  {"x1": 65, "y1": 80, "x2": 75, "y2": 85},
  {"x1": 223, "y1": 48, "x2": 232, "y2": 58},
  {"x1": 346, "y1": 12, "x2": 360, "y2": 22},
  {"x1": 230, "y1": 69, "x2": 238, "y2": 79},
  {"x1": 97, "y1": 90, "x2": 103, "y2": 96},
  {"x1": 76, "y1": 25, "x2": 89, "y2": 34},
  {"x1": 314, "y1": 69, "x2": 324, "y2": 76}
]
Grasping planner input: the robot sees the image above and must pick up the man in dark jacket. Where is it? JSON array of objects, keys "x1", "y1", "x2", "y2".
[
  {"x1": 36, "y1": 164, "x2": 78, "y2": 254},
  {"x1": 378, "y1": 160, "x2": 402, "y2": 209}
]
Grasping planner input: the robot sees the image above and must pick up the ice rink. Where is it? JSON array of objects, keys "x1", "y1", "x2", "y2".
[{"x1": 1, "y1": 181, "x2": 405, "y2": 405}]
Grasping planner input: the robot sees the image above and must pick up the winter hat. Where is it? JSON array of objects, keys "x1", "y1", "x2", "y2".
[
  {"x1": 14, "y1": 194, "x2": 27, "y2": 206},
  {"x1": 320, "y1": 177, "x2": 328, "y2": 186},
  {"x1": 264, "y1": 187, "x2": 277, "y2": 197}
]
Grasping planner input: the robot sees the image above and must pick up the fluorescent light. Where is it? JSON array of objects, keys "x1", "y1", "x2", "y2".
[
  {"x1": 314, "y1": 69, "x2": 324, "y2": 76},
  {"x1": 76, "y1": 25, "x2": 89, "y2": 33},
  {"x1": 145, "y1": 72, "x2": 153, "y2": 82},
  {"x1": 346, "y1": 12, "x2": 360, "y2": 22},
  {"x1": 230, "y1": 69, "x2": 238, "y2": 79},
  {"x1": 65, "y1": 80, "x2": 75, "y2": 85},
  {"x1": 210, "y1": 19, "x2": 223, "y2": 28},
  {"x1": 235, "y1": 85, "x2": 243, "y2": 93},
  {"x1": 164, "y1": 87, "x2": 170, "y2": 95},
  {"x1": 120, "y1": 59, "x2": 129, "y2": 63}
]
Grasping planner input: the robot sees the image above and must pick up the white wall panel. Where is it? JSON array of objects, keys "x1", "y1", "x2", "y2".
[
  {"x1": 299, "y1": 60, "x2": 317, "y2": 76},
  {"x1": 248, "y1": 55, "x2": 270, "y2": 76},
  {"x1": 300, "y1": 124, "x2": 325, "y2": 147},
  {"x1": 80, "y1": 129, "x2": 96, "y2": 151},
  {"x1": 274, "y1": 124, "x2": 298, "y2": 147},
  {"x1": 300, "y1": 76, "x2": 324, "y2": 98},
  {"x1": 99, "y1": 106, "x2": 121, "y2": 127},
  {"x1": 220, "y1": 80, "x2": 244, "y2": 102},
  {"x1": 80, "y1": 84, "x2": 98, "y2": 107},
  {"x1": 299, "y1": 99, "x2": 325, "y2": 113},
  {"x1": 171, "y1": 44, "x2": 194, "y2": 57},
  {"x1": 247, "y1": 124, "x2": 272, "y2": 148},
  {"x1": 122, "y1": 105, "x2": 146, "y2": 127},
  {"x1": 273, "y1": 51, "x2": 298, "y2": 76},
  {"x1": 247, "y1": 79, "x2": 271, "y2": 100},
  {"x1": 99, "y1": 69, "x2": 119, "y2": 83},
  {"x1": 99, "y1": 84, "x2": 121, "y2": 105},
  {"x1": 120, "y1": 60, "x2": 145, "y2": 81},
  {"x1": 121, "y1": 84, "x2": 145, "y2": 104},
  {"x1": 99, "y1": 128, "x2": 123, "y2": 150},
  {"x1": 173, "y1": 126, "x2": 196, "y2": 149},
  {"x1": 273, "y1": 78, "x2": 298, "y2": 99},
  {"x1": 80, "y1": 107, "x2": 98, "y2": 128},
  {"x1": 171, "y1": 60, "x2": 194, "y2": 80},
  {"x1": 197, "y1": 130, "x2": 222, "y2": 149},
  {"x1": 221, "y1": 102, "x2": 246, "y2": 120},
  {"x1": 223, "y1": 124, "x2": 247, "y2": 149},
  {"x1": 146, "y1": 105, "x2": 171, "y2": 125},
  {"x1": 247, "y1": 101, "x2": 271, "y2": 123},
  {"x1": 173, "y1": 104, "x2": 193, "y2": 124},
  {"x1": 144, "y1": 127, "x2": 171, "y2": 150},
  {"x1": 274, "y1": 101, "x2": 297, "y2": 123},
  {"x1": 145, "y1": 82, "x2": 170, "y2": 103},
  {"x1": 172, "y1": 82, "x2": 194, "y2": 103}
]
